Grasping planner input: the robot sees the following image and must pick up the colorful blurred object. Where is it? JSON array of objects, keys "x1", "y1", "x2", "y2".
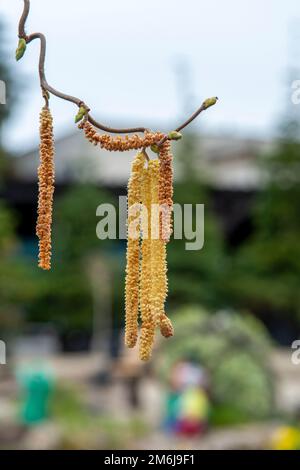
[
  {"x1": 16, "y1": 363, "x2": 54, "y2": 426},
  {"x1": 165, "y1": 361, "x2": 210, "y2": 436},
  {"x1": 270, "y1": 426, "x2": 300, "y2": 451},
  {"x1": 158, "y1": 307, "x2": 274, "y2": 424}
]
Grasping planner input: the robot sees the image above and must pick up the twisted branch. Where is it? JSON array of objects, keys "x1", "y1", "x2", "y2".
[{"x1": 18, "y1": 0, "x2": 217, "y2": 137}]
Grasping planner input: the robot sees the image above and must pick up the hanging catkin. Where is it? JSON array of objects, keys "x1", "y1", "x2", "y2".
[
  {"x1": 124, "y1": 151, "x2": 145, "y2": 348},
  {"x1": 160, "y1": 312, "x2": 174, "y2": 338},
  {"x1": 139, "y1": 166, "x2": 155, "y2": 361},
  {"x1": 158, "y1": 141, "x2": 174, "y2": 338},
  {"x1": 149, "y1": 159, "x2": 168, "y2": 328},
  {"x1": 158, "y1": 140, "x2": 174, "y2": 243},
  {"x1": 36, "y1": 106, "x2": 55, "y2": 270}
]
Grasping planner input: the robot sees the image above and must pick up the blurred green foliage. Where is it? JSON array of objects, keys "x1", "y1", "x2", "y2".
[
  {"x1": 157, "y1": 306, "x2": 274, "y2": 424},
  {"x1": 25, "y1": 184, "x2": 118, "y2": 333},
  {"x1": 228, "y1": 119, "x2": 300, "y2": 321},
  {"x1": 168, "y1": 134, "x2": 227, "y2": 310},
  {"x1": 0, "y1": 22, "x2": 35, "y2": 336}
]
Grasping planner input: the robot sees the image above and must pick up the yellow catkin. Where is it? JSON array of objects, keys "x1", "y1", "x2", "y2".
[
  {"x1": 149, "y1": 160, "x2": 168, "y2": 328},
  {"x1": 79, "y1": 121, "x2": 164, "y2": 152},
  {"x1": 139, "y1": 166, "x2": 155, "y2": 361},
  {"x1": 36, "y1": 106, "x2": 55, "y2": 270},
  {"x1": 124, "y1": 151, "x2": 145, "y2": 348},
  {"x1": 158, "y1": 140, "x2": 174, "y2": 243}
]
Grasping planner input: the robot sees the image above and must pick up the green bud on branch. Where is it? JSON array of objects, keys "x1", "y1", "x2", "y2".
[
  {"x1": 16, "y1": 38, "x2": 27, "y2": 61},
  {"x1": 75, "y1": 106, "x2": 87, "y2": 123},
  {"x1": 203, "y1": 96, "x2": 218, "y2": 110},
  {"x1": 168, "y1": 131, "x2": 182, "y2": 141},
  {"x1": 150, "y1": 144, "x2": 159, "y2": 154}
]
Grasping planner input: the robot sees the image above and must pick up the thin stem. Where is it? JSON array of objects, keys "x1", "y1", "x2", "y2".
[
  {"x1": 18, "y1": 0, "x2": 215, "y2": 136},
  {"x1": 157, "y1": 102, "x2": 208, "y2": 147},
  {"x1": 18, "y1": 0, "x2": 30, "y2": 38}
]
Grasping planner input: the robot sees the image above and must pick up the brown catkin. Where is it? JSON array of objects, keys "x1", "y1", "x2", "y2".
[
  {"x1": 36, "y1": 106, "x2": 55, "y2": 270},
  {"x1": 124, "y1": 151, "x2": 145, "y2": 348},
  {"x1": 160, "y1": 312, "x2": 174, "y2": 338},
  {"x1": 158, "y1": 141, "x2": 175, "y2": 338},
  {"x1": 79, "y1": 121, "x2": 164, "y2": 152},
  {"x1": 158, "y1": 140, "x2": 174, "y2": 243},
  {"x1": 149, "y1": 160, "x2": 168, "y2": 328},
  {"x1": 139, "y1": 166, "x2": 155, "y2": 361}
]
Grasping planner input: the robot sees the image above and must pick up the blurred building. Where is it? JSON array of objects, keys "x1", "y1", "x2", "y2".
[{"x1": 13, "y1": 131, "x2": 271, "y2": 189}]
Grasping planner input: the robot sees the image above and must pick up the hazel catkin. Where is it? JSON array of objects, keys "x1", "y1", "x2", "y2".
[
  {"x1": 124, "y1": 151, "x2": 145, "y2": 348},
  {"x1": 149, "y1": 160, "x2": 168, "y2": 328},
  {"x1": 158, "y1": 140, "x2": 174, "y2": 243},
  {"x1": 79, "y1": 120, "x2": 164, "y2": 152},
  {"x1": 36, "y1": 106, "x2": 55, "y2": 270},
  {"x1": 160, "y1": 312, "x2": 174, "y2": 338},
  {"x1": 139, "y1": 166, "x2": 155, "y2": 361}
]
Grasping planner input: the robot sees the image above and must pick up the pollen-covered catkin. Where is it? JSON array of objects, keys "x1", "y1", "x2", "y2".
[
  {"x1": 79, "y1": 121, "x2": 164, "y2": 152},
  {"x1": 149, "y1": 160, "x2": 168, "y2": 328},
  {"x1": 139, "y1": 166, "x2": 155, "y2": 361},
  {"x1": 160, "y1": 312, "x2": 174, "y2": 338},
  {"x1": 159, "y1": 140, "x2": 174, "y2": 243},
  {"x1": 36, "y1": 106, "x2": 55, "y2": 270},
  {"x1": 124, "y1": 151, "x2": 145, "y2": 348}
]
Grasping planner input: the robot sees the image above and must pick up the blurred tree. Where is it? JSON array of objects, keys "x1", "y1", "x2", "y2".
[
  {"x1": 25, "y1": 185, "x2": 120, "y2": 346},
  {"x1": 227, "y1": 112, "x2": 300, "y2": 331},
  {"x1": 0, "y1": 21, "x2": 35, "y2": 337},
  {"x1": 168, "y1": 134, "x2": 227, "y2": 310},
  {"x1": 158, "y1": 306, "x2": 274, "y2": 424},
  {"x1": 0, "y1": 199, "x2": 39, "y2": 336}
]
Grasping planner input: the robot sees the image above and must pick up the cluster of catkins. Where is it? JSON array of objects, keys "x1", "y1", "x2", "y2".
[
  {"x1": 36, "y1": 106, "x2": 55, "y2": 270},
  {"x1": 36, "y1": 112, "x2": 174, "y2": 360},
  {"x1": 78, "y1": 121, "x2": 175, "y2": 359},
  {"x1": 124, "y1": 144, "x2": 174, "y2": 361}
]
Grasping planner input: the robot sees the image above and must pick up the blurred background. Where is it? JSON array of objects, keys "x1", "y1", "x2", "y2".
[{"x1": 0, "y1": 0, "x2": 300, "y2": 450}]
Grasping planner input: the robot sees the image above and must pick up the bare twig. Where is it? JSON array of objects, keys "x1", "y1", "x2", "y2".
[
  {"x1": 18, "y1": 0, "x2": 217, "y2": 136},
  {"x1": 158, "y1": 101, "x2": 212, "y2": 147}
]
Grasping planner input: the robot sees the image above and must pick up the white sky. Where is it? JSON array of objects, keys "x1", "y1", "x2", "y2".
[{"x1": 0, "y1": 0, "x2": 300, "y2": 152}]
